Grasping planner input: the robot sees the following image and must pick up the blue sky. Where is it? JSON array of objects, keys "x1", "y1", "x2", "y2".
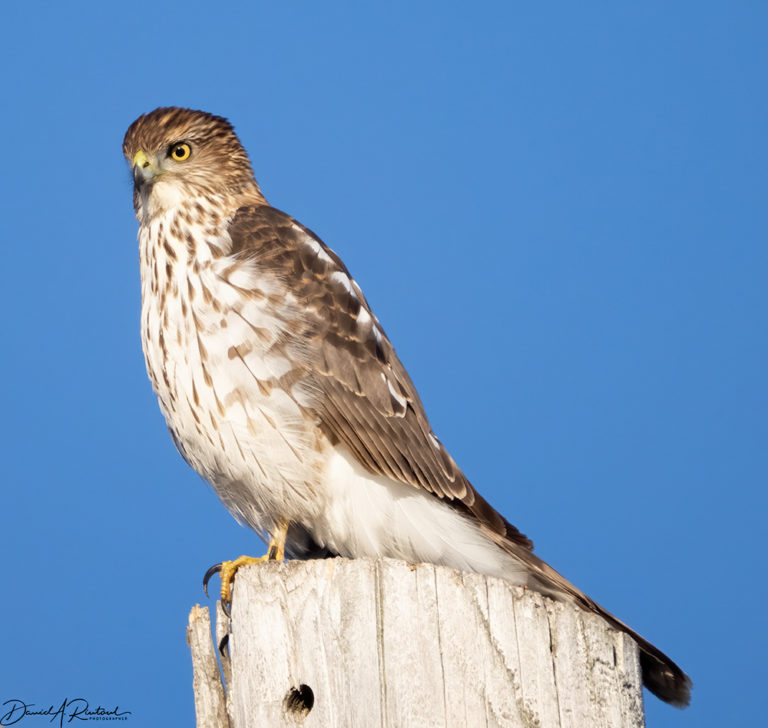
[{"x1": 1, "y1": 2, "x2": 765, "y2": 726}]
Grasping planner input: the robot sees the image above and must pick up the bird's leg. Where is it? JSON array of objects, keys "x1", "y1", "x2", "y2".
[
  {"x1": 267, "y1": 518, "x2": 289, "y2": 561},
  {"x1": 203, "y1": 519, "x2": 290, "y2": 605}
]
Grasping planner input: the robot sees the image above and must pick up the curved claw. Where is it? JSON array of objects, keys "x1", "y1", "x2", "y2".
[
  {"x1": 203, "y1": 562, "x2": 223, "y2": 598},
  {"x1": 219, "y1": 633, "x2": 230, "y2": 656},
  {"x1": 202, "y1": 525, "x2": 289, "y2": 605}
]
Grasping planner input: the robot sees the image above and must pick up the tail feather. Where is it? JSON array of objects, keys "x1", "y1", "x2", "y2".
[
  {"x1": 488, "y1": 529, "x2": 692, "y2": 707},
  {"x1": 592, "y1": 597, "x2": 692, "y2": 707}
]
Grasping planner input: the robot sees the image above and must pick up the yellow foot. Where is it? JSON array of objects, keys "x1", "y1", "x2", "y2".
[
  {"x1": 218, "y1": 554, "x2": 270, "y2": 602},
  {"x1": 202, "y1": 520, "x2": 289, "y2": 605}
]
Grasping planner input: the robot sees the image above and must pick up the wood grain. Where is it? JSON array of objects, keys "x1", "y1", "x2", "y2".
[{"x1": 189, "y1": 559, "x2": 646, "y2": 728}]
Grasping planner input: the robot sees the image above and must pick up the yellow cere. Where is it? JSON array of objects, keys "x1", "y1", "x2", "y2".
[{"x1": 133, "y1": 150, "x2": 149, "y2": 168}]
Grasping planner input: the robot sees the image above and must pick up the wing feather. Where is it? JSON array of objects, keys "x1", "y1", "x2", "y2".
[
  {"x1": 225, "y1": 203, "x2": 691, "y2": 707},
  {"x1": 227, "y1": 204, "x2": 533, "y2": 551}
]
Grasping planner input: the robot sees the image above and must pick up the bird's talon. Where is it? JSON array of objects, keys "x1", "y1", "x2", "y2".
[
  {"x1": 207, "y1": 554, "x2": 272, "y2": 605},
  {"x1": 203, "y1": 562, "x2": 223, "y2": 598},
  {"x1": 203, "y1": 521, "x2": 289, "y2": 604}
]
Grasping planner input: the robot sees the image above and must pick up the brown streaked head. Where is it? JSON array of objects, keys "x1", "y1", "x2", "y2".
[{"x1": 123, "y1": 107, "x2": 263, "y2": 215}]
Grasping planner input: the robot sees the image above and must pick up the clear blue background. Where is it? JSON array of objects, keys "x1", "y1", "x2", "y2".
[{"x1": 2, "y1": 2, "x2": 765, "y2": 726}]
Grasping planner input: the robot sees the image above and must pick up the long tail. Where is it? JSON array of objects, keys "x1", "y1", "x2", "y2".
[{"x1": 489, "y1": 529, "x2": 692, "y2": 707}]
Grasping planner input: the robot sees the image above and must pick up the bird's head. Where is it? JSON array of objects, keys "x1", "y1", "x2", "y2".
[{"x1": 123, "y1": 107, "x2": 263, "y2": 221}]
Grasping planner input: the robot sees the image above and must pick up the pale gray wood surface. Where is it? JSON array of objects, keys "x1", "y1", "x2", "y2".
[
  {"x1": 190, "y1": 558, "x2": 646, "y2": 728},
  {"x1": 187, "y1": 604, "x2": 230, "y2": 728}
]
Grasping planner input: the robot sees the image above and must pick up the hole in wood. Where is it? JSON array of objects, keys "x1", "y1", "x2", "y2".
[{"x1": 283, "y1": 684, "x2": 314, "y2": 719}]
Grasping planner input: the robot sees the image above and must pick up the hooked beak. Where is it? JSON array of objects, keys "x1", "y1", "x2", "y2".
[{"x1": 132, "y1": 150, "x2": 160, "y2": 185}]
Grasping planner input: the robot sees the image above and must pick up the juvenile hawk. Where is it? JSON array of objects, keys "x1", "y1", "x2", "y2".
[{"x1": 123, "y1": 107, "x2": 690, "y2": 707}]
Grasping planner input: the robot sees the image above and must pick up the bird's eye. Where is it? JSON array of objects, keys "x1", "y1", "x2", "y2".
[{"x1": 169, "y1": 142, "x2": 191, "y2": 162}]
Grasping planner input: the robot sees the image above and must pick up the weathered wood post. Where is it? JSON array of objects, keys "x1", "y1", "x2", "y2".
[{"x1": 187, "y1": 558, "x2": 646, "y2": 728}]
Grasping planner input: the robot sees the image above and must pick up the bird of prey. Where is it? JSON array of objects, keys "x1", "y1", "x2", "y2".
[{"x1": 123, "y1": 107, "x2": 691, "y2": 707}]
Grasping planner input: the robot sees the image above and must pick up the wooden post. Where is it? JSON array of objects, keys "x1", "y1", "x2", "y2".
[
  {"x1": 187, "y1": 604, "x2": 230, "y2": 728},
  {"x1": 188, "y1": 558, "x2": 646, "y2": 728}
]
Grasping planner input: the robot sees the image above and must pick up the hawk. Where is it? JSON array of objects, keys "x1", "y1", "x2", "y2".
[{"x1": 123, "y1": 107, "x2": 691, "y2": 707}]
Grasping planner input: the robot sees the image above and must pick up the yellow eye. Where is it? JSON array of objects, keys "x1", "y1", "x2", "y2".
[{"x1": 169, "y1": 142, "x2": 191, "y2": 162}]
